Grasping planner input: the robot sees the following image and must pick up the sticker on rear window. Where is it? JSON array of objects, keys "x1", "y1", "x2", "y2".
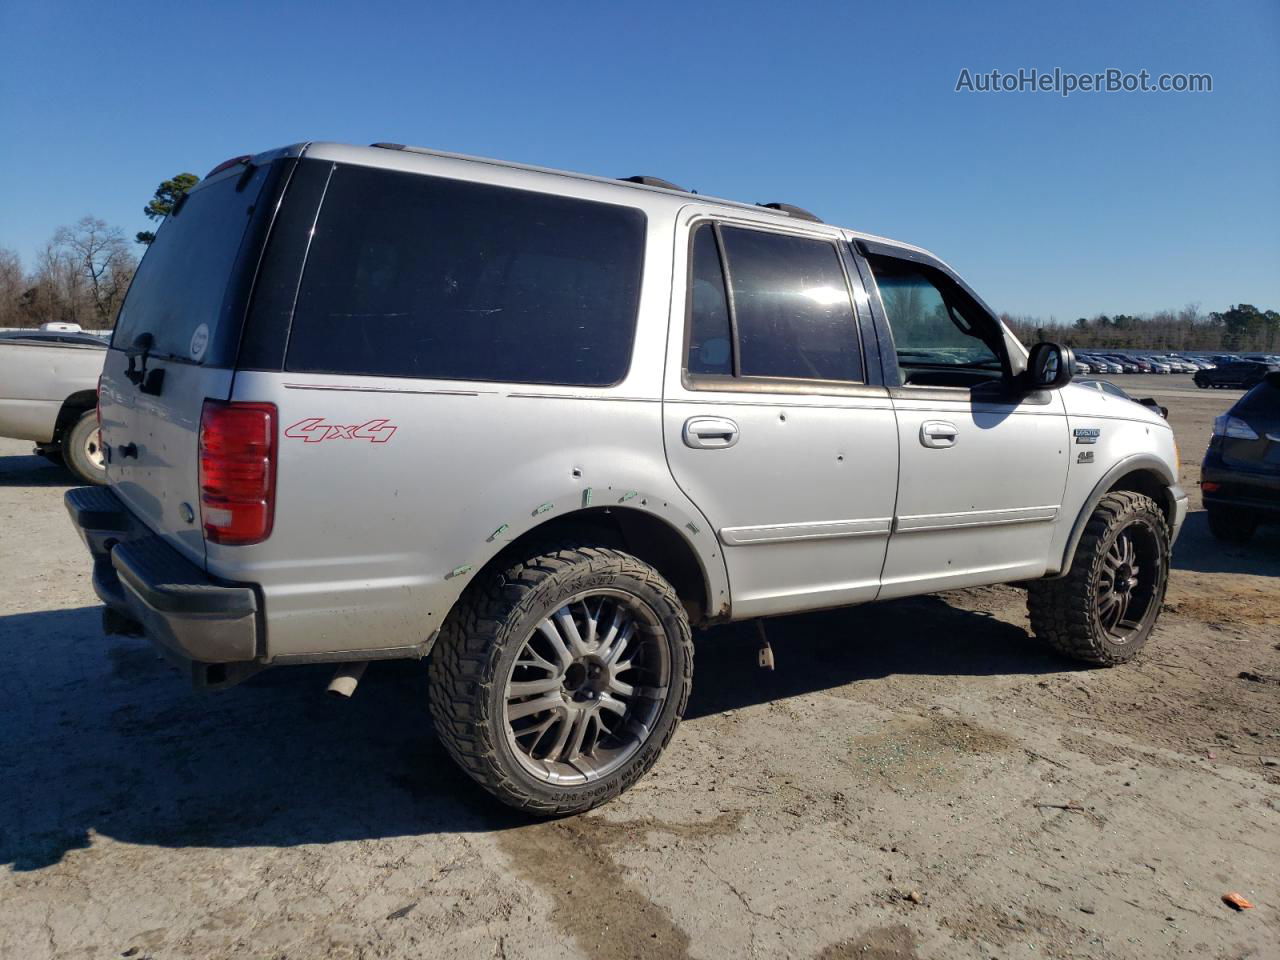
[{"x1": 189, "y1": 323, "x2": 209, "y2": 361}]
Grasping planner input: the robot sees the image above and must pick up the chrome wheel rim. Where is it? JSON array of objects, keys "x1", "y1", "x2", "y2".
[
  {"x1": 503, "y1": 589, "x2": 670, "y2": 785},
  {"x1": 85, "y1": 429, "x2": 104, "y2": 470},
  {"x1": 1096, "y1": 522, "x2": 1161, "y2": 643}
]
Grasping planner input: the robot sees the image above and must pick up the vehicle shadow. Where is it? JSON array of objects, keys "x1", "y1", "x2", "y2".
[
  {"x1": 0, "y1": 596, "x2": 1066, "y2": 871},
  {"x1": 685, "y1": 593, "x2": 1067, "y2": 720},
  {"x1": 1171, "y1": 510, "x2": 1280, "y2": 577},
  {"x1": 0, "y1": 452, "x2": 75, "y2": 488},
  {"x1": 0, "y1": 606, "x2": 516, "y2": 873}
]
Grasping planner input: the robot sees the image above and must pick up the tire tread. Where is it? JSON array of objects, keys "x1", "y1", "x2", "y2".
[{"x1": 1027, "y1": 491, "x2": 1169, "y2": 665}]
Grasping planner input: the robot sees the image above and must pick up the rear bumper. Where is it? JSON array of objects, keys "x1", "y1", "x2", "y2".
[
  {"x1": 1201, "y1": 459, "x2": 1280, "y2": 518},
  {"x1": 65, "y1": 486, "x2": 261, "y2": 667}
]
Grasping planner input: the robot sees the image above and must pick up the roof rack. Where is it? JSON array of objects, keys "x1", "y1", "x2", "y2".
[
  {"x1": 359, "y1": 142, "x2": 819, "y2": 219},
  {"x1": 759, "y1": 202, "x2": 822, "y2": 223},
  {"x1": 619, "y1": 175, "x2": 687, "y2": 192}
]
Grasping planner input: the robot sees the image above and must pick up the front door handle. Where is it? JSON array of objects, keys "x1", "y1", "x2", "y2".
[
  {"x1": 920, "y1": 420, "x2": 958, "y2": 448},
  {"x1": 683, "y1": 416, "x2": 740, "y2": 449}
]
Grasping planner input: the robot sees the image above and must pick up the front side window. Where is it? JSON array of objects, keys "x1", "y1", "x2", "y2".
[
  {"x1": 684, "y1": 223, "x2": 863, "y2": 383},
  {"x1": 868, "y1": 257, "x2": 1001, "y2": 374},
  {"x1": 286, "y1": 165, "x2": 646, "y2": 386}
]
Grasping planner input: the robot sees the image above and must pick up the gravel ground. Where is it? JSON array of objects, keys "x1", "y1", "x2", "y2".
[{"x1": 1, "y1": 374, "x2": 1277, "y2": 959}]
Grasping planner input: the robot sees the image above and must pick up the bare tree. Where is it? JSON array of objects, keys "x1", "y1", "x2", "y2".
[
  {"x1": 0, "y1": 247, "x2": 24, "y2": 327},
  {"x1": 23, "y1": 239, "x2": 88, "y2": 327},
  {"x1": 52, "y1": 217, "x2": 136, "y2": 326}
]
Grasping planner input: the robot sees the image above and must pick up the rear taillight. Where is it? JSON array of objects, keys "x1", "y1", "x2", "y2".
[
  {"x1": 96, "y1": 375, "x2": 102, "y2": 428},
  {"x1": 1212, "y1": 415, "x2": 1259, "y2": 440},
  {"x1": 199, "y1": 400, "x2": 277, "y2": 545}
]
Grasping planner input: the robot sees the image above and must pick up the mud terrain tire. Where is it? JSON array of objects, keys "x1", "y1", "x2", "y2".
[
  {"x1": 1028, "y1": 491, "x2": 1170, "y2": 665},
  {"x1": 429, "y1": 545, "x2": 693, "y2": 815}
]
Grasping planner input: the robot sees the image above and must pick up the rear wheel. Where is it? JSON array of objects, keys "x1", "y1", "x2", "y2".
[
  {"x1": 428, "y1": 545, "x2": 693, "y2": 814},
  {"x1": 63, "y1": 410, "x2": 106, "y2": 485},
  {"x1": 1028, "y1": 491, "x2": 1170, "y2": 665},
  {"x1": 1207, "y1": 504, "x2": 1256, "y2": 543}
]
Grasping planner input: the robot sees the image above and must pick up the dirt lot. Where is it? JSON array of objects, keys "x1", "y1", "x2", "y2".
[{"x1": 2, "y1": 374, "x2": 1277, "y2": 959}]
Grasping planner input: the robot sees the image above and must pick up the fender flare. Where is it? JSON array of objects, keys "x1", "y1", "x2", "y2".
[
  {"x1": 1045, "y1": 454, "x2": 1180, "y2": 578},
  {"x1": 440, "y1": 488, "x2": 732, "y2": 622}
]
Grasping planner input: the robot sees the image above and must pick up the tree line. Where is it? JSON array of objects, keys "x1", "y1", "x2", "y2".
[
  {"x1": 0, "y1": 174, "x2": 197, "y2": 329},
  {"x1": 1002, "y1": 304, "x2": 1280, "y2": 354}
]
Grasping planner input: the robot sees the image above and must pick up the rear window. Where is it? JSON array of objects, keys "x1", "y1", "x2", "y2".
[
  {"x1": 1236, "y1": 376, "x2": 1280, "y2": 416},
  {"x1": 113, "y1": 165, "x2": 269, "y2": 363},
  {"x1": 284, "y1": 165, "x2": 646, "y2": 386}
]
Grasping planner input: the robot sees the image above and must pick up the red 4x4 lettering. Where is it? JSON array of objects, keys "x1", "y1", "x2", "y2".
[{"x1": 284, "y1": 417, "x2": 397, "y2": 443}]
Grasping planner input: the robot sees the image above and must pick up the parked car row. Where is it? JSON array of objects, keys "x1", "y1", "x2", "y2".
[{"x1": 1070, "y1": 351, "x2": 1280, "y2": 388}]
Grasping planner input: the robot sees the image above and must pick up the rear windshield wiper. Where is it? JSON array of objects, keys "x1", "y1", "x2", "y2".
[{"x1": 124, "y1": 332, "x2": 165, "y2": 395}]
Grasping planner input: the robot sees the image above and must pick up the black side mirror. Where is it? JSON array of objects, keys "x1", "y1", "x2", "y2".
[
  {"x1": 1025, "y1": 341, "x2": 1075, "y2": 390},
  {"x1": 1138, "y1": 398, "x2": 1169, "y2": 419}
]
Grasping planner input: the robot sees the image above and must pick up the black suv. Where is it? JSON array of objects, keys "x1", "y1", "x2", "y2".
[
  {"x1": 1194, "y1": 360, "x2": 1277, "y2": 390},
  {"x1": 1201, "y1": 371, "x2": 1280, "y2": 541}
]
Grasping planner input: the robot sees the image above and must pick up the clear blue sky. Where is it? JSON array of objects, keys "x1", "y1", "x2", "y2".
[{"x1": 2, "y1": 0, "x2": 1276, "y2": 322}]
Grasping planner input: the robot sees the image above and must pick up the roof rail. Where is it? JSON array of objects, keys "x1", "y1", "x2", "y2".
[
  {"x1": 759, "y1": 202, "x2": 822, "y2": 223},
  {"x1": 370, "y1": 142, "x2": 406, "y2": 150},
  {"x1": 620, "y1": 175, "x2": 687, "y2": 192}
]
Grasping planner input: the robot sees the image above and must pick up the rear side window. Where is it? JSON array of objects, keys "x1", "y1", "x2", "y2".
[
  {"x1": 285, "y1": 165, "x2": 646, "y2": 386},
  {"x1": 687, "y1": 226, "x2": 733, "y2": 376},
  {"x1": 684, "y1": 223, "x2": 863, "y2": 383},
  {"x1": 114, "y1": 165, "x2": 269, "y2": 363}
]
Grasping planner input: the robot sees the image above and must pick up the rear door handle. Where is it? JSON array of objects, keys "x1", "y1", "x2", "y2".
[
  {"x1": 920, "y1": 420, "x2": 958, "y2": 448},
  {"x1": 683, "y1": 416, "x2": 740, "y2": 449}
]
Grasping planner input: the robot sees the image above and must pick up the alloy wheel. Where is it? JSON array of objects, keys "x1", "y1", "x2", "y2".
[
  {"x1": 503, "y1": 589, "x2": 670, "y2": 785},
  {"x1": 1096, "y1": 522, "x2": 1162, "y2": 642}
]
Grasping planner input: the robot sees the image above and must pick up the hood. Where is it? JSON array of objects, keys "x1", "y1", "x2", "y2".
[{"x1": 1059, "y1": 381, "x2": 1169, "y2": 428}]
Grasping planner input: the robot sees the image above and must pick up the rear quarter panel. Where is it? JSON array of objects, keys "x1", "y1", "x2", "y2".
[{"x1": 222, "y1": 382, "x2": 727, "y2": 660}]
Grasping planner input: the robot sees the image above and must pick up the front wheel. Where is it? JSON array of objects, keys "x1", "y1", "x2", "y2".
[
  {"x1": 1028, "y1": 491, "x2": 1170, "y2": 665},
  {"x1": 428, "y1": 545, "x2": 693, "y2": 814},
  {"x1": 63, "y1": 410, "x2": 106, "y2": 485}
]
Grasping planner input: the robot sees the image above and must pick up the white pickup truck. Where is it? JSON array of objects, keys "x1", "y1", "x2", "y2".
[{"x1": 0, "y1": 327, "x2": 107, "y2": 483}]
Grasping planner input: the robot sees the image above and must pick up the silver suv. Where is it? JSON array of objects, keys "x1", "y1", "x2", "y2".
[{"x1": 67, "y1": 142, "x2": 1187, "y2": 813}]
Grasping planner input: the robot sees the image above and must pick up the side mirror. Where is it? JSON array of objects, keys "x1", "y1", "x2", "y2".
[
  {"x1": 1138, "y1": 398, "x2": 1169, "y2": 419},
  {"x1": 1025, "y1": 342, "x2": 1075, "y2": 390}
]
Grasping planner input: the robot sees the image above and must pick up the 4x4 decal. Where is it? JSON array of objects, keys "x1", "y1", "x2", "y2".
[{"x1": 284, "y1": 417, "x2": 398, "y2": 443}]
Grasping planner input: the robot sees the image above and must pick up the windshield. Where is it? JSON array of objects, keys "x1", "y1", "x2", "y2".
[{"x1": 113, "y1": 165, "x2": 268, "y2": 363}]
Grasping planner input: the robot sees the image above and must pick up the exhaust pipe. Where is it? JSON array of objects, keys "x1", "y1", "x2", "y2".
[{"x1": 327, "y1": 661, "x2": 369, "y2": 698}]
